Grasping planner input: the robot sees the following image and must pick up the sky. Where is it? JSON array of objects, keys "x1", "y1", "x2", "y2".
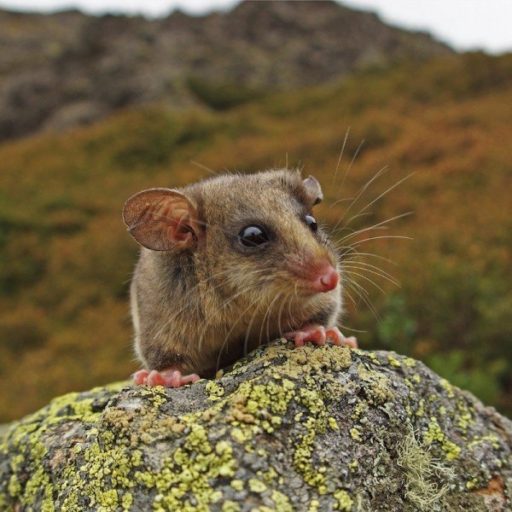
[{"x1": 0, "y1": 0, "x2": 511, "y2": 54}]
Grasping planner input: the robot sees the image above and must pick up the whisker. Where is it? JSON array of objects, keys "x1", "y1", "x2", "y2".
[
  {"x1": 215, "y1": 293, "x2": 263, "y2": 372},
  {"x1": 338, "y1": 137, "x2": 365, "y2": 194},
  {"x1": 259, "y1": 292, "x2": 282, "y2": 347},
  {"x1": 347, "y1": 235, "x2": 413, "y2": 248},
  {"x1": 345, "y1": 278, "x2": 380, "y2": 321},
  {"x1": 342, "y1": 260, "x2": 399, "y2": 284},
  {"x1": 337, "y1": 212, "x2": 413, "y2": 243},
  {"x1": 343, "y1": 269, "x2": 387, "y2": 294},
  {"x1": 278, "y1": 291, "x2": 293, "y2": 340},
  {"x1": 342, "y1": 264, "x2": 400, "y2": 287},
  {"x1": 329, "y1": 196, "x2": 356, "y2": 209},
  {"x1": 242, "y1": 294, "x2": 269, "y2": 360},
  {"x1": 190, "y1": 160, "x2": 219, "y2": 177},
  {"x1": 353, "y1": 172, "x2": 416, "y2": 219},
  {"x1": 343, "y1": 284, "x2": 359, "y2": 309},
  {"x1": 338, "y1": 322, "x2": 367, "y2": 334},
  {"x1": 340, "y1": 248, "x2": 397, "y2": 266},
  {"x1": 331, "y1": 164, "x2": 390, "y2": 232},
  {"x1": 331, "y1": 127, "x2": 351, "y2": 187}
]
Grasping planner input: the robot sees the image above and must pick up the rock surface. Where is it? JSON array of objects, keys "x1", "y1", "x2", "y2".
[{"x1": 1, "y1": 341, "x2": 511, "y2": 511}]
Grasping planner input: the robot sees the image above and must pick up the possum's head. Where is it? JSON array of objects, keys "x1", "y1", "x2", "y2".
[{"x1": 123, "y1": 169, "x2": 341, "y2": 331}]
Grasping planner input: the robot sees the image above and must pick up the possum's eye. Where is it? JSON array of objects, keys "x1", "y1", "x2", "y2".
[
  {"x1": 238, "y1": 225, "x2": 269, "y2": 247},
  {"x1": 305, "y1": 215, "x2": 318, "y2": 232}
]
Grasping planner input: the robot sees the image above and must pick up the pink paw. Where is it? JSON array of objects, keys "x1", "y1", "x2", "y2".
[
  {"x1": 284, "y1": 325, "x2": 358, "y2": 349},
  {"x1": 133, "y1": 369, "x2": 200, "y2": 388}
]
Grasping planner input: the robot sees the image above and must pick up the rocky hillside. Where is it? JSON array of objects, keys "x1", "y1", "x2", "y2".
[
  {"x1": 0, "y1": 51, "x2": 511, "y2": 423},
  {"x1": 0, "y1": 0, "x2": 451, "y2": 141}
]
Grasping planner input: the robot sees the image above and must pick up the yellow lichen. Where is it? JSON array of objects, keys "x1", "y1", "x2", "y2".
[
  {"x1": 387, "y1": 355, "x2": 402, "y2": 368},
  {"x1": 248, "y1": 478, "x2": 267, "y2": 493},
  {"x1": 468, "y1": 434, "x2": 500, "y2": 450},
  {"x1": 230, "y1": 480, "x2": 244, "y2": 492},
  {"x1": 357, "y1": 365, "x2": 394, "y2": 404},
  {"x1": 334, "y1": 490, "x2": 353, "y2": 511},
  {"x1": 351, "y1": 400, "x2": 368, "y2": 420},
  {"x1": 439, "y1": 379, "x2": 455, "y2": 398},
  {"x1": 415, "y1": 399, "x2": 425, "y2": 417},
  {"x1": 308, "y1": 499, "x2": 320, "y2": 512},
  {"x1": 222, "y1": 500, "x2": 241, "y2": 512},
  {"x1": 350, "y1": 428, "x2": 362, "y2": 442},
  {"x1": 205, "y1": 380, "x2": 225, "y2": 401},
  {"x1": 403, "y1": 357, "x2": 417, "y2": 368},
  {"x1": 328, "y1": 417, "x2": 339, "y2": 430},
  {"x1": 271, "y1": 490, "x2": 293, "y2": 511},
  {"x1": 2, "y1": 342, "x2": 502, "y2": 512},
  {"x1": 423, "y1": 417, "x2": 461, "y2": 460}
]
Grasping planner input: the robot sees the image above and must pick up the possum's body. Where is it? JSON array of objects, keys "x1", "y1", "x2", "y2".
[{"x1": 124, "y1": 169, "x2": 354, "y2": 386}]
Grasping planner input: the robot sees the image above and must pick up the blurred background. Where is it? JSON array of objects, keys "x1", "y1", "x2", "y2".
[{"x1": 0, "y1": 0, "x2": 511, "y2": 422}]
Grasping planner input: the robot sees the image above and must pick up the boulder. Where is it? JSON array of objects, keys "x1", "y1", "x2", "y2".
[{"x1": 1, "y1": 341, "x2": 511, "y2": 511}]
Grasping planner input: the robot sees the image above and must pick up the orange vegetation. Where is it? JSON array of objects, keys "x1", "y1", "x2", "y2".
[{"x1": 0, "y1": 52, "x2": 511, "y2": 421}]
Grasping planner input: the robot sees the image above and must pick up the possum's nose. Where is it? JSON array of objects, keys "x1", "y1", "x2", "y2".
[{"x1": 312, "y1": 265, "x2": 339, "y2": 292}]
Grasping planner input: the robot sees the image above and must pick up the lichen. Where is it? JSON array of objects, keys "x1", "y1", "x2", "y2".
[
  {"x1": 349, "y1": 427, "x2": 362, "y2": 442},
  {"x1": 1, "y1": 341, "x2": 511, "y2": 511},
  {"x1": 397, "y1": 430, "x2": 453, "y2": 510},
  {"x1": 334, "y1": 489, "x2": 353, "y2": 511},
  {"x1": 423, "y1": 416, "x2": 461, "y2": 461}
]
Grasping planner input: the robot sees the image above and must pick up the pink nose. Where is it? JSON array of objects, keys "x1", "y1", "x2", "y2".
[{"x1": 312, "y1": 265, "x2": 339, "y2": 292}]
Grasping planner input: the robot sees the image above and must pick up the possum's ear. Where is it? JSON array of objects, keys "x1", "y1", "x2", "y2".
[
  {"x1": 123, "y1": 188, "x2": 200, "y2": 251},
  {"x1": 303, "y1": 175, "x2": 323, "y2": 206}
]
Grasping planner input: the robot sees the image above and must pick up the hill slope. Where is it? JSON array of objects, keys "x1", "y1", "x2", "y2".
[
  {"x1": 0, "y1": 52, "x2": 511, "y2": 421},
  {"x1": 0, "y1": 0, "x2": 451, "y2": 141}
]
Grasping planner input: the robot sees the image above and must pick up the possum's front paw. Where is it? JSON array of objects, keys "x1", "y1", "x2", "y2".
[
  {"x1": 284, "y1": 325, "x2": 358, "y2": 348},
  {"x1": 133, "y1": 369, "x2": 200, "y2": 388}
]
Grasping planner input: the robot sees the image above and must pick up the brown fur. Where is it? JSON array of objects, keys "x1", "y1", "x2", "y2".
[{"x1": 126, "y1": 169, "x2": 342, "y2": 376}]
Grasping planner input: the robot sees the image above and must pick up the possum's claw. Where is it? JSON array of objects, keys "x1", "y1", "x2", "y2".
[
  {"x1": 285, "y1": 325, "x2": 326, "y2": 346},
  {"x1": 285, "y1": 325, "x2": 358, "y2": 349},
  {"x1": 325, "y1": 326, "x2": 358, "y2": 348},
  {"x1": 133, "y1": 369, "x2": 200, "y2": 388}
]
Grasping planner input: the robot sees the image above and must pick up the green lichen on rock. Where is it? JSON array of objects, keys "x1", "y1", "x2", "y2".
[{"x1": 1, "y1": 340, "x2": 511, "y2": 511}]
